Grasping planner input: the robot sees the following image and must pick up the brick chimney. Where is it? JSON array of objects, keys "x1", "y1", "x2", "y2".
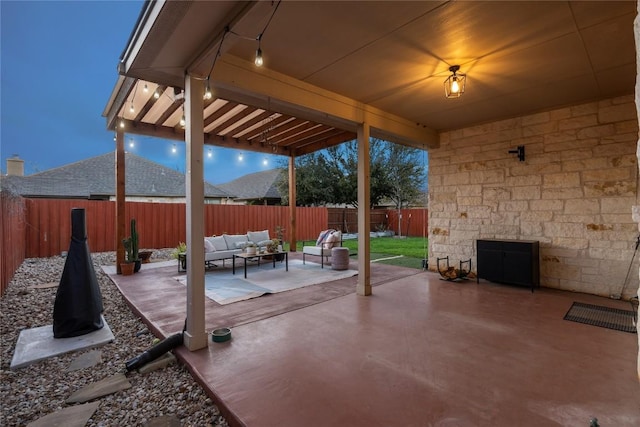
[{"x1": 6, "y1": 156, "x2": 24, "y2": 176}]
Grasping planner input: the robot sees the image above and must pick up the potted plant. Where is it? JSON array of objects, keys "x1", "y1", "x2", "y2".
[
  {"x1": 246, "y1": 242, "x2": 257, "y2": 256},
  {"x1": 120, "y1": 219, "x2": 141, "y2": 274},
  {"x1": 172, "y1": 242, "x2": 187, "y2": 271},
  {"x1": 121, "y1": 237, "x2": 135, "y2": 276}
]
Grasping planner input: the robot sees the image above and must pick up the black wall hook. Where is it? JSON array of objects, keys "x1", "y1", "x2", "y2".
[{"x1": 508, "y1": 145, "x2": 525, "y2": 162}]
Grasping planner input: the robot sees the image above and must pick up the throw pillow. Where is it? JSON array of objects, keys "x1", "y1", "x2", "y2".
[
  {"x1": 316, "y1": 229, "x2": 335, "y2": 246},
  {"x1": 323, "y1": 231, "x2": 339, "y2": 250},
  {"x1": 204, "y1": 238, "x2": 215, "y2": 253}
]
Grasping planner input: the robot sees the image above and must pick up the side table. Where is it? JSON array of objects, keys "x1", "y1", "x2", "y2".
[{"x1": 331, "y1": 247, "x2": 349, "y2": 270}]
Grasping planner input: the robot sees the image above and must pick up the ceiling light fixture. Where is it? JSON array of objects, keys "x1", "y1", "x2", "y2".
[{"x1": 444, "y1": 65, "x2": 466, "y2": 98}]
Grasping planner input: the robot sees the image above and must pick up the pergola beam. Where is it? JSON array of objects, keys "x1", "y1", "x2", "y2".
[{"x1": 212, "y1": 55, "x2": 439, "y2": 150}]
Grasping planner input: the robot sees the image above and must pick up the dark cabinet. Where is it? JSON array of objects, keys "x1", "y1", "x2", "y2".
[{"x1": 476, "y1": 239, "x2": 539, "y2": 292}]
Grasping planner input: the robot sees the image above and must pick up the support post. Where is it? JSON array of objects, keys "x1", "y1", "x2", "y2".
[
  {"x1": 115, "y1": 131, "x2": 125, "y2": 274},
  {"x1": 289, "y1": 153, "x2": 297, "y2": 252},
  {"x1": 357, "y1": 123, "x2": 372, "y2": 296},
  {"x1": 184, "y1": 74, "x2": 208, "y2": 351}
]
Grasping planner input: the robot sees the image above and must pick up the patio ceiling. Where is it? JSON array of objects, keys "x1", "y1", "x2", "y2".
[{"x1": 103, "y1": 0, "x2": 636, "y2": 156}]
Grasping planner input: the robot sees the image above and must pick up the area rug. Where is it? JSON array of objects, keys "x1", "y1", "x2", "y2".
[
  {"x1": 563, "y1": 302, "x2": 637, "y2": 334},
  {"x1": 175, "y1": 259, "x2": 358, "y2": 305}
]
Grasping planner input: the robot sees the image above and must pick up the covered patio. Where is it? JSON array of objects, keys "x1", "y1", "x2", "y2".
[
  {"x1": 107, "y1": 254, "x2": 639, "y2": 425},
  {"x1": 100, "y1": 1, "x2": 640, "y2": 424}
]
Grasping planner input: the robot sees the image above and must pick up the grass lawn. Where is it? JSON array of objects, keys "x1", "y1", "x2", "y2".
[
  {"x1": 287, "y1": 236, "x2": 428, "y2": 269},
  {"x1": 341, "y1": 236, "x2": 428, "y2": 269}
]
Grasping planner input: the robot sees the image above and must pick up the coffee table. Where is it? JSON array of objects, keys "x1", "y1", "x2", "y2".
[{"x1": 232, "y1": 251, "x2": 288, "y2": 279}]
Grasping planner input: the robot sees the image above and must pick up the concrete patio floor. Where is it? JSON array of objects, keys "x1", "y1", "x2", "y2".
[{"x1": 106, "y1": 253, "x2": 640, "y2": 426}]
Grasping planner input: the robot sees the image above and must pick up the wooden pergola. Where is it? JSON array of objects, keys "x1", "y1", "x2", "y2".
[{"x1": 103, "y1": 1, "x2": 635, "y2": 350}]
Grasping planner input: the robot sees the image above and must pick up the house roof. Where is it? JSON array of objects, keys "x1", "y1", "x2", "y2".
[
  {"x1": 218, "y1": 168, "x2": 284, "y2": 201},
  {"x1": 1, "y1": 152, "x2": 231, "y2": 199}
]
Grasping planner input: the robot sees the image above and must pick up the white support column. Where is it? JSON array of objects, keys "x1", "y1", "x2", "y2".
[
  {"x1": 357, "y1": 123, "x2": 372, "y2": 296},
  {"x1": 184, "y1": 75, "x2": 208, "y2": 351}
]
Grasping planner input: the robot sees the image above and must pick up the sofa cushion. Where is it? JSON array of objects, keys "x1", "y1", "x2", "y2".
[
  {"x1": 223, "y1": 234, "x2": 248, "y2": 250},
  {"x1": 247, "y1": 230, "x2": 270, "y2": 244},
  {"x1": 204, "y1": 238, "x2": 215, "y2": 253},
  {"x1": 209, "y1": 235, "x2": 228, "y2": 251}
]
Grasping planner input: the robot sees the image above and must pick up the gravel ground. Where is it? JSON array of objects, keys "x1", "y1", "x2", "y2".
[{"x1": 0, "y1": 249, "x2": 229, "y2": 427}]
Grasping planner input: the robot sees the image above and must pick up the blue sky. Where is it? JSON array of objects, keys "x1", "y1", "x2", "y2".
[{"x1": 1, "y1": 1, "x2": 283, "y2": 184}]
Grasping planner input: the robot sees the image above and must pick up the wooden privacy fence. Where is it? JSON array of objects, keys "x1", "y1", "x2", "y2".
[
  {"x1": 24, "y1": 200, "x2": 328, "y2": 259},
  {"x1": 1, "y1": 192, "x2": 26, "y2": 296},
  {"x1": 328, "y1": 208, "x2": 428, "y2": 237},
  {"x1": 1, "y1": 197, "x2": 428, "y2": 295}
]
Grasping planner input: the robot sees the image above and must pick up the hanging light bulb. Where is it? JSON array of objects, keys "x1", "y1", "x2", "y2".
[
  {"x1": 129, "y1": 101, "x2": 135, "y2": 113},
  {"x1": 153, "y1": 88, "x2": 160, "y2": 99},
  {"x1": 129, "y1": 139, "x2": 135, "y2": 148},
  {"x1": 255, "y1": 46, "x2": 263, "y2": 67},
  {"x1": 172, "y1": 144, "x2": 177, "y2": 154},
  {"x1": 204, "y1": 78, "x2": 213, "y2": 100},
  {"x1": 263, "y1": 158, "x2": 268, "y2": 165},
  {"x1": 238, "y1": 152, "x2": 244, "y2": 161},
  {"x1": 143, "y1": 83, "x2": 148, "y2": 93},
  {"x1": 119, "y1": 119, "x2": 125, "y2": 128},
  {"x1": 180, "y1": 114, "x2": 186, "y2": 127},
  {"x1": 444, "y1": 65, "x2": 466, "y2": 98},
  {"x1": 207, "y1": 148, "x2": 213, "y2": 158}
]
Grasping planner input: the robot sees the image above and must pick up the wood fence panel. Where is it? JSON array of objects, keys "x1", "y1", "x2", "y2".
[{"x1": 1, "y1": 192, "x2": 26, "y2": 296}]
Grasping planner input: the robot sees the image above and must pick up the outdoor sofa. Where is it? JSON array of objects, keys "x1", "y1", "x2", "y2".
[{"x1": 203, "y1": 230, "x2": 281, "y2": 267}]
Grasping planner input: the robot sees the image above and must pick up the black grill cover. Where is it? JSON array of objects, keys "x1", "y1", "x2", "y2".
[{"x1": 53, "y1": 208, "x2": 104, "y2": 338}]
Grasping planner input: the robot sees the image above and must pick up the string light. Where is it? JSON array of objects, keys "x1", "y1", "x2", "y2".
[
  {"x1": 238, "y1": 152, "x2": 244, "y2": 161},
  {"x1": 153, "y1": 88, "x2": 160, "y2": 99},
  {"x1": 179, "y1": 111, "x2": 186, "y2": 127},
  {"x1": 129, "y1": 139, "x2": 135, "y2": 148},
  {"x1": 204, "y1": 78, "x2": 213, "y2": 100},
  {"x1": 143, "y1": 83, "x2": 148, "y2": 93},
  {"x1": 172, "y1": 144, "x2": 177, "y2": 154},
  {"x1": 129, "y1": 101, "x2": 135, "y2": 113},
  {"x1": 119, "y1": 118, "x2": 125, "y2": 128},
  {"x1": 253, "y1": 0, "x2": 281, "y2": 67},
  {"x1": 207, "y1": 148, "x2": 213, "y2": 158}
]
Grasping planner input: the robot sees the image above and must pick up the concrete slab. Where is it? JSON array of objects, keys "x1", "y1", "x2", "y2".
[
  {"x1": 10, "y1": 316, "x2": 114, "y2": 370},
  {"x1": 66, "y1": 373, "x2": 131, "y2": 404},
  {"x1": 66, "y1": 350, "x2": 102, "y2": 372},
  {"x1": 27, "y1": 401, "x2": 100, "y2": 427}
]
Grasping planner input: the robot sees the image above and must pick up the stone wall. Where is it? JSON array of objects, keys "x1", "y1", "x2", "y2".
[{"x1": 429, "y1": 95, "x2": 639, "y2": 297}]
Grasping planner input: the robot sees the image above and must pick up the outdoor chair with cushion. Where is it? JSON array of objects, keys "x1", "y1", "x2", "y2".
[{"x1": 302, "y1": 229, "x2": 342, "y2": 268}]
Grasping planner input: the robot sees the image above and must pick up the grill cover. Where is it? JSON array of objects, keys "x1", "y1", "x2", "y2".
[{"x1": 53, "y1": 208, "x2": 104, "y2": 338}]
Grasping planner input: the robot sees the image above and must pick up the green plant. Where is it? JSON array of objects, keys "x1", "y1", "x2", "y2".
[
  {"x1": 171, "y1": 242, "x2": 187, "y2": 259},
  {"x1": 130, "y1": 218, "x2": 139, "y2": 261},
  {"x1": 266, "y1": 238, "x2": 280, "y2": 253},
  {"x1": 275, "y1": 225, "x2": 285, "y2": 243},
  {"x1": 123, "y1": 237, "x2": 134, "y2": 263}
]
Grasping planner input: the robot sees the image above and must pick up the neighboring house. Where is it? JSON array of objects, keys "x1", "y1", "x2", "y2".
[
  {"x1": 1, "y1": 152, "x2": 233, "y2": 203},
  {"x1": 218, "y1": 168, "x2": 284, "y2": 205}
]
